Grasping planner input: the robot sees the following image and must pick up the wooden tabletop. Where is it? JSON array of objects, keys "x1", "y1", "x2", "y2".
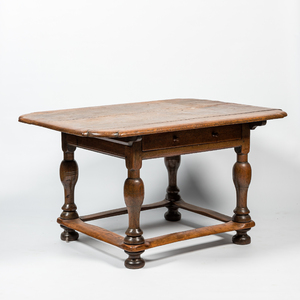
[{"x1": 19, "y1": 99, "x2": 287, "y2": 138}]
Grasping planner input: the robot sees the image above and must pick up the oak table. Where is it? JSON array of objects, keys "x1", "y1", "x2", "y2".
[{"x1": 19, "y1": 99, "x2": 287, "y2": 269}]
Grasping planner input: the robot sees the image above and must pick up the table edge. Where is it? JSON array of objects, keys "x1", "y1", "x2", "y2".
[{"x1": 19, "y1": 109, "x2": 287, "y2": 138}]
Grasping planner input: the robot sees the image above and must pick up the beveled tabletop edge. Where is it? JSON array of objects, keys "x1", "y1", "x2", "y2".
[
  {"x1": 19, "y1": 99, "x2": 287, "y2": 138},
  {"x1": 83, "y1": 110, "x2": 287, "y2": 138}
]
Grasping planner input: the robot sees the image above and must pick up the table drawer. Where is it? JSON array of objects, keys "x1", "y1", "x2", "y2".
[{"x1": 142, "y1": 125, "x2": 242, "y2": 151}]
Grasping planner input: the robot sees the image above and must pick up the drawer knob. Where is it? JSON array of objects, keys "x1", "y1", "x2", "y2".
[
  {"x1": 212, "y1": 131, "x2": 219, "y2": 138},
  {"x1": 173, "y1": 135, "x2": 179, "y2": 142}
]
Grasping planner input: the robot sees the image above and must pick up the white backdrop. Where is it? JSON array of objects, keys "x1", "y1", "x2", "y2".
[{"x1": 1, "y1": 1, "x2": 299, "y2": 299}]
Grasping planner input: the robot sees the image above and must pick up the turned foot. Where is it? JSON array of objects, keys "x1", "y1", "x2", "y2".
[
  {"x1": 164, "y1": 206, "x2": 181, "y2": 222},
  {"x1": 124, "y1": 251, "x2": 145, "y2": 269},
  {"x1": 232, "y1": 229, "x2": 251, "y2": 245},
  {"x1": 60, "y1": 225, "x2": 79, "y2": 242}
]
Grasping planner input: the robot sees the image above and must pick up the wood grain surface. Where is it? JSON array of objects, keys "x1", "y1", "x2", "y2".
[
  {"x1": 19, "y1": 99, "x2": 287, "y2": 138},
  {"x1": 57, "y1": 217, "x2": 255, "y2": 252}
]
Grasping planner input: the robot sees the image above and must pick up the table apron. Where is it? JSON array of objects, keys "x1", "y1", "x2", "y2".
[
  {"x1": 63, "y1": 123, "x2": 248, "y2": 160},
  {"x1": 142, "y1": 139, "x2": 243, "y2": 159},
  {"x1": 142, "y1": 124, "x2": 242, "y2": 151},
  {"x1": 65, "y1": 133, "x2": 128, "y2": 158}
]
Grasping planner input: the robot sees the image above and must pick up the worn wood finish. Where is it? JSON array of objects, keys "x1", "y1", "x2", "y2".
[
  {"x1": 143, "y1": 220, "x2": 255, "y2": 250},
  {"x1": 19, "y1": 99, "x2": 287, "y2": 138},
  {"x1": 142, "y1": 124, "x2": 242, "y2": 151},
  {"x1": 65, "y1": 133, "x2": 128, "y2": 158},
  {"x1": 80, "y1": 200, "x2": 169, "y2": 222},
  {"x1": 232, "y1": 125, "x2": 252, "y2": 245},
  {"x1": 123, "y1": 139, "x2": 145, "y2": 268},
  {"x1": 164, "y1": 156, "x2": 182, "y2": 221},
  {"x1": 124, "y1": 251, "x2": 145, "y2": 269},
  {"x1": 124, "y1": 220, "x2": 256, "y2": 252},
  {"x1": 60, "y1": 225, "x2": 79, "y2": 242},
  {"x1": 64, "y1": 126, "x2": 245, "y2": 161},
  {"x1": 58, "y1": 218, "x2": 125, "y2": 247},
  {"x1": 58, "y1": 218, "x2": 255, "y2": 253},
  {"x1": 60, "y1": 134, "x2": 79, "y2": 241},
  {"x1": 175, "y1": 200, "x2": 232, "y2": 222},
  {"x1": 19, "y1": 99, "x2": 287, "y2": 269},
  {"x1": 142, "y1": 138, "x2": 244, "y2": 160}
]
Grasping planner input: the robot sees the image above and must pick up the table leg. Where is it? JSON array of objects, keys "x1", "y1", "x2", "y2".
[
  {"x1": 59, "y1": 133, "x2": 79, "y2": 242},
  {"x1": 164, "y1": 156, "x2": 182, "y2": 221},
  {"x1": 232, "y1": 146, "x2": 252, "y2": 245},
  {"x1": 124, "y1": 140, "x2": 145, "y2": 269}
]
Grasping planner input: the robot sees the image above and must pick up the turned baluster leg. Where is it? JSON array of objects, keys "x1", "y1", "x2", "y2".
[
  {"x1": 164, "y1": 156, "x2": 182, "y2": 222},
  {"x1": 232, "y1": 145, "x2": 252, "y2": 245},
  {"x1": 60, "y1": 133, "x2": 79, "y2": 242},
  {"x1": 124, "y1": 139, "x2": 145, "y2": 269}
]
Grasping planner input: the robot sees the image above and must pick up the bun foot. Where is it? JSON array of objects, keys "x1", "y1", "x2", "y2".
[
  {"x1": 124, "y1": 251, "x2": 145, "y2": 269},
  {"x1": 60, "y1": 225, "x2": 79, "y2": 242},
  {"x1": 232, "y1": 229, "x2": 251, "y2": 245},
  {"x1": 164, "y1": 208, "x2": 181, "y2": 222}
]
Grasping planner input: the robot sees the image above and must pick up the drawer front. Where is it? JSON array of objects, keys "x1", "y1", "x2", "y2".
[{"x1": 142, "y1": 125, "x2": 242, "y2": 151}]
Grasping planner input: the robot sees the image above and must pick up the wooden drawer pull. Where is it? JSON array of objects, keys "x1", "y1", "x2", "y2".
[
  {"x1": 173, "y1": 135, "x2": 179, "y2": 142},
  {"x1": 212, "y1": 131, "x2": 219, "y2": 138},
  {"x1": 142, "y1": 125, "x2": 242, "y2": 151}
]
